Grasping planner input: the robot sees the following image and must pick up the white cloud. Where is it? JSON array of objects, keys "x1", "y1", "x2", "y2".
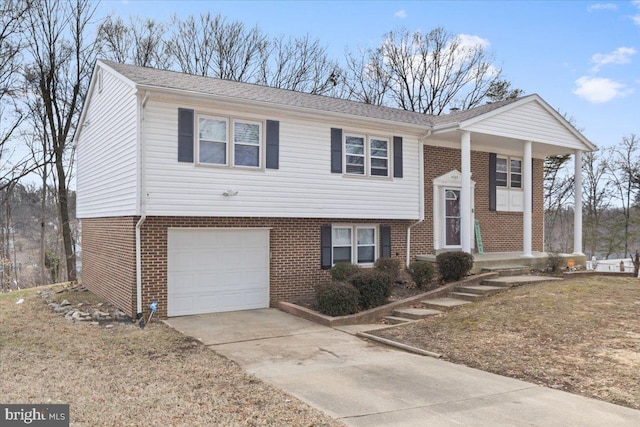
[
  {"x1": 573, "y1": 76, "x2": 632, "y2": 103},
  {"x1": 633, "y1": 0, "x2": 640, "y2": 25},
  {"x1": 394, "y1": 9, "x2": 407, "y2": 18},
  {"x1": 591, "y1": 47, "x2": 637, "y2": 71},
  {"x1": 587, "y1": 3, "x2": 618, "y2": 12},
  {"x1": 457, "y1": 34, "x2": 490, "y2": 50}
]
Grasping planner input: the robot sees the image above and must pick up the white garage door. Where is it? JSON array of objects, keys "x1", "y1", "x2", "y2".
[{"x1": 167, "y1": 228, "x2": 270, "y2": 317}]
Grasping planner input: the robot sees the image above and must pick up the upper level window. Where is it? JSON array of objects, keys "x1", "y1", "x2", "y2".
[
  {"x1": 198, "y1": 115, "x2": 262, "y2": 168},
  {"x1": 344, "y1": 134, "x2": 389, "y2": 177},
  {"x1": 496, "y1": 156, "x2": 522, "y2": 189}
]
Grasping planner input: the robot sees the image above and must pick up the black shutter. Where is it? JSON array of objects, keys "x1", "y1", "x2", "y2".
[
  {"x1": 266, "y1": 120, "x2": 279, "y2": 169},
  {"x1": 393, "y1": 136, "x2": 403, "y2": 178},
  {"x1": 380, "y1": 225, "x2": 391, "y2": 258},
  {"x1": 178, "y1": 108, "x2": 194, "y2": 163},
  {"x1": 330, "y1": 128, "x2": 342, "y2": 173},
  {"x1": 489, "y1": 153, "x2": 497, "y2": 211},
  {"x1": 321, "y1": 225, "x2": 332, "y2": 269}
]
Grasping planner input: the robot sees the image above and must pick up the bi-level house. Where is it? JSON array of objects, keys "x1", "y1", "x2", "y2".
[{"x1": 75, "y1": 60, "x2": 595, "y2": 319}]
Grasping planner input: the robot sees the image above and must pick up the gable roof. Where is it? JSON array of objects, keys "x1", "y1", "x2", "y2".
[{"x1": 92, "y1": 60, "x2": 595, "y2": 151}]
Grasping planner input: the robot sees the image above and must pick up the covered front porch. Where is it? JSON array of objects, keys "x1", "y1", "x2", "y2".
[{"x1": 416, "y1": 251, "x2": 586, "y2": 274}]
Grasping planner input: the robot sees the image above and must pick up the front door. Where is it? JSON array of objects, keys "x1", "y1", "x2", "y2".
[{"x1": 444, "y1": 188, "x2": 461, "y2": 247}]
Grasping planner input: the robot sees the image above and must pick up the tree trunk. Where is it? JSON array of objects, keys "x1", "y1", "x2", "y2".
[
  {"x1": 40, "y1": 162, "x2": 47, "y2": 286},
  {"x1": 55, "y1": 157, "x2": 76, "y2": 282}
]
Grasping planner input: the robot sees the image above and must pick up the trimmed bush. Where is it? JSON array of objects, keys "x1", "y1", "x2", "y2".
[
  {"x1": 315, "y1": 281, "x2": 360, "y2": 316},
  {"x1": 407, "y1": 260, "x2": 435, "y2": 289},
  {"x1": 350, "y1": 269, "x2": 393, "y2": 309},
  {"x1": 436, "y1": 251, "x2": 474, "y2": 282},
  {"x1": 374, "y1": 257, "x2": 401, "y2": 281},
  {"x1": 546, "y1": 252, "x2": 562, "y2": 273},
  {"x1": 330, "y1": 262, "x2": 361, "y2": 282}
]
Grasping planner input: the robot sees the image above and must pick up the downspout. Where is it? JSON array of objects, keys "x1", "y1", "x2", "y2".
[
  {"x1": 406, "y1": 130, "x2": 431, "y2": 267},
  {"x1": 135, "y1": 91, "x2": 150, "y2": 318}
]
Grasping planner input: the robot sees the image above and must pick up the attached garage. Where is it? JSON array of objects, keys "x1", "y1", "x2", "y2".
[{"x1": 167, "y1": 228, "x2": 270, "y2": 316}]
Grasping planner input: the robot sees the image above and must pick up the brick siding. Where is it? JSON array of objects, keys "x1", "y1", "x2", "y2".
[{"x1": 82, "y1": 216, "x2": 411, "y2": 318}]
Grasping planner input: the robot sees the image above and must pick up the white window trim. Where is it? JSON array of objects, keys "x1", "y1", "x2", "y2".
[
  {"x1": 497, "y1": 155, "x2": 523, "y2": 189},
  {"x1": 232, "y1": 119, "x2": 263, "y2": 169},
  {"x1": 196, "y1": 114, "x2": 264, "y2": 169},
  {"x1": 343, "y1": 133, "x2": 391, "y2": 178},
  {"x1": 331, "y1": 224, "x2": 379, "y2": 266}
]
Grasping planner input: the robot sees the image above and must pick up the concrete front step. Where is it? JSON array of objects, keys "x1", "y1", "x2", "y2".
[
  {"x1": 392, "y1": 308, "x2": 443, "y2": 320},
  {"x1": 481, "y1": 275, "x2": 562, "y2": 288},
  {"x1": 448, "y1": 291, "x2": 483, "y2": 302},
  {"x1": 383, "y1": 316, "x2": 414, "y2": 325},
  {"x1": 455, "y1": 284, "x2": 506, "y2": 296},
  {"x1": 421, "y1": 298, "x2": 471, "y2": 311},
  {"x1": 480, "y1": 265, "x2": 531, "y2": 276}
]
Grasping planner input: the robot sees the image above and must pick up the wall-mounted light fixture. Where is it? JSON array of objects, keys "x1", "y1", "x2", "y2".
[{"x1": 222, "y1": 189, "x2": 238, "y2": 197}]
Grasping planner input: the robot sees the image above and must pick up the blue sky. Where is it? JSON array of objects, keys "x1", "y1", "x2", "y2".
[{"x1": 97, "y1": 0, "x2": 640, "y2": 149}]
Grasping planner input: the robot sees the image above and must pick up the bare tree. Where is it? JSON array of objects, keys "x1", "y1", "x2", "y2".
[
  {"x1": 348, "y1": 27, "x2": 502, "y2": 114},
  {"x1": 344, "y1": 47, "x2": 391, "y2": 105},
  {"x1": 97, "y1": 15, "x2": 169, "y2": 68},
  {"x1": 607, "y1": 134, "x2": 640, "y2": 258},
  {"x1": 258, "y1": 34, "x2": 342, "y2": 95},
  {"x1": 166, "y1": 12, "x2": 267, "y2": 81},
  {"x1": 582, "y1": 151, "x2": 610, "y2": 258},
  {"x1": 23, "y1": 0, "x2": 98, "y2": 282}
]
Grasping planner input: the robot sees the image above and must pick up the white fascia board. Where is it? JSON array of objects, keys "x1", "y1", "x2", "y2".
[{"x1": 134, "y1": 83, "x2": 431, "y2": 135}]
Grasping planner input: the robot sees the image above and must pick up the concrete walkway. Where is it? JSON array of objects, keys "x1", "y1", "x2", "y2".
[{"x1": 166, "y1": 309, "x2": 640, "y2": 426}]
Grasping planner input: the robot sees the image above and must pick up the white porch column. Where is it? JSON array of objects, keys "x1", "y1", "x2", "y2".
[
  {"x1": 460, "y1": 131, "x2": 472, "y2": 253},
  {"x1": 573, "y1": 150, "x2": 584, "y2": 255},
  {"x1": 522, "y1": 141, "x2": 533, "y2": 257}
]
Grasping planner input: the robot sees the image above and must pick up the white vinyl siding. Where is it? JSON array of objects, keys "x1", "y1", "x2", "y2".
[
  {"x1": 143, "y1": 99, "x2": 420, "y2": 219},
  {"x1": 76, "y1": 67, "x2": 138, "y2": 218},
  {"x1": 465, "y1": 102, "x2": 584, "y2": 150}
]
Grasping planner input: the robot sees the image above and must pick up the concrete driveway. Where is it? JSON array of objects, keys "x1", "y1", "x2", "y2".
[{"x1": 167, "y1": 309, "x2": 640, "y2": 426}]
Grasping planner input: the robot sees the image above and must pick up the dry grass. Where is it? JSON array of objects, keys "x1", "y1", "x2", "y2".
[
  {"x1": 373, "y1": 275, "x2": 640, "y2": 410},
  {"x1": 0, "y1": 287, "x2": 341, "y2": 427}
]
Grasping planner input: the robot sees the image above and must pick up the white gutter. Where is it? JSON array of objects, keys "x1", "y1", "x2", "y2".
[
  {"x1": 406, "y1": 131, "x2": 431, "y2": 267},
  {"x1": 135, "y1": 90, "x2": 150, "y2": 317}
]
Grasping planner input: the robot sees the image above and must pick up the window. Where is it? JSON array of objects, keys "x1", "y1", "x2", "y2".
[
  {"x1": 331, "y1": 226, "x2": 377, "y2": 265},
  {"x1": 496, "y1": 156, "x2": 522, "y2": 188},
  {"x1": 344, "y1": 134, "x2": 389, "y2": 177},
  {"x1": 233, "y1": 120, "x2": 262, "y2": 167},
  {"x1": 197, "y1": 115, "x2": 262, "y2": 168},
  {"x1": 199, "y1": 116, "x2": 228, "y2": 165}
]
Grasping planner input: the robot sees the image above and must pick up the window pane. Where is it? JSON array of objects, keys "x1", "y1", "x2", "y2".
[
  {"x1": 333, "y1": 247, "x2": 352, "y2": 263},
  {"x1": 332, "y1": 228, "x2": 352, "y2": 245},
  {"x1": 345, "y1": 136, "x2": 364, "y2": 154},
  {"x1": 371, "y1": 158, "x2": 387, "y2": 168},
  {"x1": 346, "y1": 154, "x2": 365, "y2": 174},
  {"x1": 357, "y1": 246, "x2": 375, "y2": 263},
  {"x1": 200, "y1": 140, "x2": 226, "y2": 164},
  {"x1": 234, "y1": 122, "x2": 260, "y2": 145},
  {"x1": 357, "y1": 228, "x2": 375, "y2": 245},
  {"x1": 199, "y1": 118, "x2": 227, "y2": 142},
  {"x1": 370, "y1": 139, "x2": 388, "y2": 157},
  {"x1": 446, "y1": 218, "x2": 461, "y2": 246},
  {"x1": 496, "y1": 172, "x2": 507, "y2": 187},
  {"x1": 496, "y1": 158, "x2": 507, "y2": 173},
  {"x1": 511, "y1": 173, "x2": 522, "y2": 188},
  {"x1": 510, "y1": 159, "x2": 522, "y2": 173},
  {"x1": 234, "y1": 144, "x2": 259, "y2": 167}
]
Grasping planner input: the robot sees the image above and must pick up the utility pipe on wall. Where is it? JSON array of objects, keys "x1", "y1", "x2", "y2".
[{"x1": 135, "y1": 91, "x2": 150, "y2": 317}]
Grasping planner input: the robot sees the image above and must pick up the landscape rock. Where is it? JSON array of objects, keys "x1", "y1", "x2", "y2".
[
  {"x1": 60, "y1": 299, "x2": 71, "y2": 307},
  {"x1": 54, "y1": 305, "x2": 72, "y2": 314}
]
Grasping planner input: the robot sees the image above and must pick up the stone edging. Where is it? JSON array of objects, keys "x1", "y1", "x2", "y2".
[
  {"x1": 278, "y1": 272, "x2": 499, "y2": 327},
  {"x1": 356, "y1": 331, "x2": 442, "y2": 358}
]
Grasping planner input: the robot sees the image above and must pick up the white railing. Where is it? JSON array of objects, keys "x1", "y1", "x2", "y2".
[{"x1": 585, "y1": 258, "x2": 634, "y2": 272}]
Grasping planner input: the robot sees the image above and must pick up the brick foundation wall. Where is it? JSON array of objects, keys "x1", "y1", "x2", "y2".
[
  {"x1": 83, "y1": 216, "x2": 411, "y2": 319},
  {"x1": 410, "y1": 146, "x2": 544, "y2": 256},
  {"x1": 81, "y1": 217, "x2": 137, "y2": 317}
]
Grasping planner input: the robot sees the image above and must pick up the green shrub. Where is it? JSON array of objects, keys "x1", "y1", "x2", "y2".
[
  {"x1": 315, "y1": 281, "x2": 360, "y2": 316},
  {"x1": 374, "y1": 257, "x2": 401, "y2": 281},
  {"x1": 350, "y1": 269, "x2": 392, "y2": 309},
  {"x1": 407, "y1": 260, "x2": 435, "y2": 288},
  {"x1": 330, "y1": 262, "x2": 361, "y2": 282},
  {"x1": 436, "y1": 251, "x2": 474, "y2": 282}
]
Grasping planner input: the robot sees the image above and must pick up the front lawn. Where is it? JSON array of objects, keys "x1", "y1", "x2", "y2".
[
  {"x1": 371, "y1": 276, "x2": 640, "y2": 410},
  {"x1": 0, "y1": 287, "x2": 340, "y2": 426}
]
